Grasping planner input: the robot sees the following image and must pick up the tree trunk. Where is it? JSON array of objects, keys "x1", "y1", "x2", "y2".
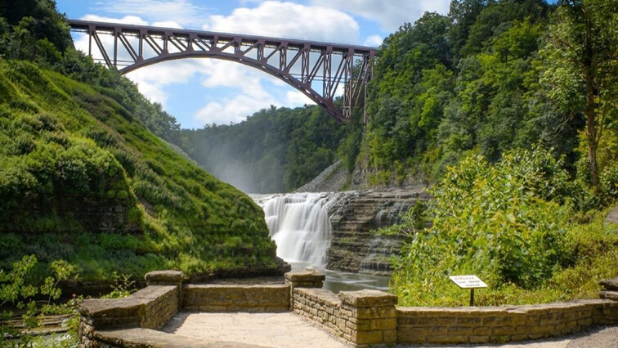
[
  {"x1": 585, "y1": 72, "x2": 599, "y2": 189},
  {"x1": 583, "y1": 8, "x2": 599, "y2": 190}
]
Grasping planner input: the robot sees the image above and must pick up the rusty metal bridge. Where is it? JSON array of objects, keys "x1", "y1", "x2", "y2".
[{"x1": 68, "y1": 19, "x2": 375, "y2": 122}]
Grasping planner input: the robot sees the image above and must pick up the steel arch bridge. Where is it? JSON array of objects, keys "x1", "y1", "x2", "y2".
[{"x1": 68, "y1": 19, "x2": 376, "y2": 123}]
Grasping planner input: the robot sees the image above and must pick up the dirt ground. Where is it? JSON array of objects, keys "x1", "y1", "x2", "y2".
[{"x1": 162, "y1": 312, "x2": 618, "y2": 348}]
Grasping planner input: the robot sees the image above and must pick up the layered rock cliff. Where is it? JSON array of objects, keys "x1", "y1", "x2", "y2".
[{"x1": 325, "y1": 188, "x2": 431, "y2": 275}]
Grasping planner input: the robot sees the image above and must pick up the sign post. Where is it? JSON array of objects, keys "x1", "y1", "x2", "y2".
[{"x1": 449, "y1": 275, "x2": 488, "y2": 306}]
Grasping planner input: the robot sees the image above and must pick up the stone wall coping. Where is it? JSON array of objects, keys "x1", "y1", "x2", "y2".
[
  {"x1": 79, "y1": 285, "x2": 176, "y2": 317},
  {"x1": 338, "y1": 289, "x2": 398, "y2": 307},
  {"x1": 284, "y1": 270, "x2": 326, "y2": 282},
  {"x1": 396, "y1": 299, "x2": 615, "y2": 317},
  {"x1": 295, "y1": 288, "x2": 342, "y2": 307},
  {"x1": 145, "y1": 270, "x2": 185, "y2": 283},
  {"x1": 600, "y1": 291, "x2": 618, "y2": 301},
  {"x1": 184, "y1": 284, "x2": 289, "y2": 290},
  {"x1": 600, "y1": 276, "x2": 618, "y2": 291},
  {"x1": 95, "y1": 328, "x2": 273, "y2": 348}
]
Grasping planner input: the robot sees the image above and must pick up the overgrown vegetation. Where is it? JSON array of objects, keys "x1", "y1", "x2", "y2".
[
  {"x1": 0, "y1": 1, "x2": 277, "y2": 283},
  {"x1": 386, "y1": 147, "x2": 618, "y2": 306},
  {"x1": 0, "y1": 0, "x2": 616, "y2": 319},
  {"x1": 1, "y1": 255, "x2": 80, "y2": 347}
]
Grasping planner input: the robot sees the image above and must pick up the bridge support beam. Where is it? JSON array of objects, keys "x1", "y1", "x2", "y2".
[{"x1": 69, "y1": 19, "x2": 375, "y2": 123}]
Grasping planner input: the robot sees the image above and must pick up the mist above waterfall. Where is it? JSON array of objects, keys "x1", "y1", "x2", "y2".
[{"x1": 255, "y1": 193, "x2": 334, "y2": 268}]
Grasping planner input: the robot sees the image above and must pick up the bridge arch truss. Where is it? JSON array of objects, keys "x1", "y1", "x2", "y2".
[{"x1": 68, "y1": 20, "x2": 375, "y2": 123}]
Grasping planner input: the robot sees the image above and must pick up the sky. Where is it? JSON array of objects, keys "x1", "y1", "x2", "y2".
[{"x1": 56, "y1": 0, "x2": 452, "y2": 129}]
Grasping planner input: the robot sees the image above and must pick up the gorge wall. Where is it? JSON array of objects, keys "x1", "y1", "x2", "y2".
[
  {"x1": 325, "y1": 188, "x2": 431, "y2": 274},
  {"x1": 255, "y1": 188, "x2": 431, "y2": 275}
]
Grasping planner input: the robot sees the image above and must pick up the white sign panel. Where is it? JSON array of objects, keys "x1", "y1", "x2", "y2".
[{"x1": 449, "y1": 275, "x2": 488, "y2": 289}]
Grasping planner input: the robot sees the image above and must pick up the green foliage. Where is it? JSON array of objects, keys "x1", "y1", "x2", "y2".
[
  {"x1": 0, "y1": 0, "x2": 71, "y2": 66},
  {"x1": 0, "y1": 255, "x2": 79, "y2": 348},
  {"x1": 361, "y1": 0, "x2": 617, "y2": 193},
  {"x1": 0, "y1": 58, "x2": 277, "y2": 281},
  {"x1": 541, "y1": 0, "x2": 618, "y2": 188},
  {"x1": 101, "y1": 272, "x2": 137, "y2": 299},
  {"x1": 391, "y1": 147, "x2": 581, "y2": 306}
]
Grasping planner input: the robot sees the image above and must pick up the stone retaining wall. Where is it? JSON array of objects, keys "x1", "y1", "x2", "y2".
[
  {"x1": 79, "y1": 285, "x2": 179, "y2": 347},
  {"x1": 292, "y1": 288, "x2": 341, "y2": 335},
  {"x1": 287, "y1": 270, "x2": 398, "y2": 346},
  {"x1": 397, "y1": 300, "x2": 618, "y2": 345},
  {"x1": 77, "y1": 270, "x2": 618, "y2": 348},
  {"x1": 183, "y1": 284, "x2": 290, "y2": 312}
]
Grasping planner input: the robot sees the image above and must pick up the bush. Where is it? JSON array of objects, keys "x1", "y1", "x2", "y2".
[{"x1": 391, "y1": 146, "x2": 577, "y2": 306}]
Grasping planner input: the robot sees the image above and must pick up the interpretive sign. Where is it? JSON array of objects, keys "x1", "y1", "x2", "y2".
[
  {"x1": 449, "y1": 275, "x2": 487, "y2": 306},
  {"x1": 449, "y1": 275, "x2": 488, "y2": 289}
]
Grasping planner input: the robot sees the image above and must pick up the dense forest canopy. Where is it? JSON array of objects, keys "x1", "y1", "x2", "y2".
[{"x1": 174, "y1": 0, "x2": 616, "y2": 198}]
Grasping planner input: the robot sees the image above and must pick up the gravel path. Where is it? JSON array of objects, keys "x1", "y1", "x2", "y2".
[{"x1": 163, "y1": 312, "x2": 618, "y2": 348}]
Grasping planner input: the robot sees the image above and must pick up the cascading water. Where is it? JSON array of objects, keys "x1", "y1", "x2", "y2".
[
  {"x1": 252, "y1": 191, "x2": 405, "y2": 292},
  {"x1": 256, "y1": 193, "x2": 334, "y2": 268}
]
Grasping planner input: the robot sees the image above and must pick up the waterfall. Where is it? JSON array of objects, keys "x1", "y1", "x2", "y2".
[{"x1": 255, "y1": 193, "x2": 334, "y2": 268}]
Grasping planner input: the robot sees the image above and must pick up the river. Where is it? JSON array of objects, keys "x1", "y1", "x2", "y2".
[{"x1": 253, "y1": 193, "x2": 392, "y2": 293}]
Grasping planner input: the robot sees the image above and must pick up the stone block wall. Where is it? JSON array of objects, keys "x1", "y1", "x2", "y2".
[
  {"x1": 397, "y1": 299, "x2": 618, "y2": 345},
  {"x1": 289, "y1": 275, "x2": 398, "y2": 347},
  {"x1": 78, "y1": 271, "x2": 183, "y2": 348},
  {"x1": 182, "y1": 284, "x2": 290, "y2": 312},
  {"x1": 78, "y1": 285, "x2": 179, "y2": 348},
  {"x1": 293, "y1": 288, "x2": 341, "y2": 335},
  {"x1": 77, "y1": 270, "x2": 618, "y2": 348}
]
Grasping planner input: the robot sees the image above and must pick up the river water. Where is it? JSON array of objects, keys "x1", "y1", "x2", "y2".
[{"x1": 253, "y1": 193, "x2": 391, "y2": 293}]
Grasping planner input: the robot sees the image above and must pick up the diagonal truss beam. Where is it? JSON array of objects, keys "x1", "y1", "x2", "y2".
[{"x1": 68, "y1": 19, "x2": 375, "y2": 123}]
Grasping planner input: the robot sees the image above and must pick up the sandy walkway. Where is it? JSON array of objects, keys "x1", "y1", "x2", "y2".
[{"x1": 162, "y1": 312, "x2": 617, "y2": 348}]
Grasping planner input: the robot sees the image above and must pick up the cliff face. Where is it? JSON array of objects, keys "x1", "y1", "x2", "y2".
[{"x1": 325, "y1": 188, "x2": 431, "y2": 275}]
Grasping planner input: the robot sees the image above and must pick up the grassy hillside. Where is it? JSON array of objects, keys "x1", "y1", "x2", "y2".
[{"x1": 0, "y1": 59, "x2": 277, "y2": 281}]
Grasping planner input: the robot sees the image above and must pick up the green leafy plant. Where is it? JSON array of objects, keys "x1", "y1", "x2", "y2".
[
  {"x1": 390, "y1": 147, "x2": 579, "y2": 306},
  {"x1": 0, "y1": 255, "x2": 79, "y2": 347},
  {"x1": 101, "y1": 272, "x2": 137, "y2": 299}
]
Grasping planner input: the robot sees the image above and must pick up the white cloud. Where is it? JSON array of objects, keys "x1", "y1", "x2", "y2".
[
  {"x1": 310, "y1": 0, "x2": 451, "y2": 32},
  {"x1": 95, "y1": 0, "x2": 211, "y2": 28},
  {"x1": 81, "y1": 14, "x2": 149, "y2": 25},
  {"x1": 152, "y1": 21, "x2": 183, "y2": 29},
  {"x1": 206, "y1": 1, "x2": 359, "y2": 43},
  {"x1": 126, "y1": 59, "x2": 210, "y2": 105},
  {"x1": 363, "y1": 34, "x2": 383, "y2": 47},
  {"x1": 195, "y1": 94, "x2": 276, "y2": 125},
  {"x1": 286, "y1": 90, "x2": 313, "y2": 106},
  {"x1": 194, "y1": 60, "x2": 298, "y2": 125}
]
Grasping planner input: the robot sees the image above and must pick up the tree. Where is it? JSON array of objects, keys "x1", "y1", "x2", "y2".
[{"x1": 543, "y1": 0, "x2": 618, "y2": 189}]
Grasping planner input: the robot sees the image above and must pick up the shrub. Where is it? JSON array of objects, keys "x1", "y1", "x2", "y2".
[{"x1": 391, "y1": 146, "x2": 576, "y2": 306}]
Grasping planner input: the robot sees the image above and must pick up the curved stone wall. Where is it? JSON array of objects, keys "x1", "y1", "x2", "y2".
[{"x1": 77, "y1": 270, "x2": 618, "y2": 348}]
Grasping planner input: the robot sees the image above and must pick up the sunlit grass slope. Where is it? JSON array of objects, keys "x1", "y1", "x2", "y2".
[{"x1": 0, "y1": 60, "x2": 277, "y2": 281}]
